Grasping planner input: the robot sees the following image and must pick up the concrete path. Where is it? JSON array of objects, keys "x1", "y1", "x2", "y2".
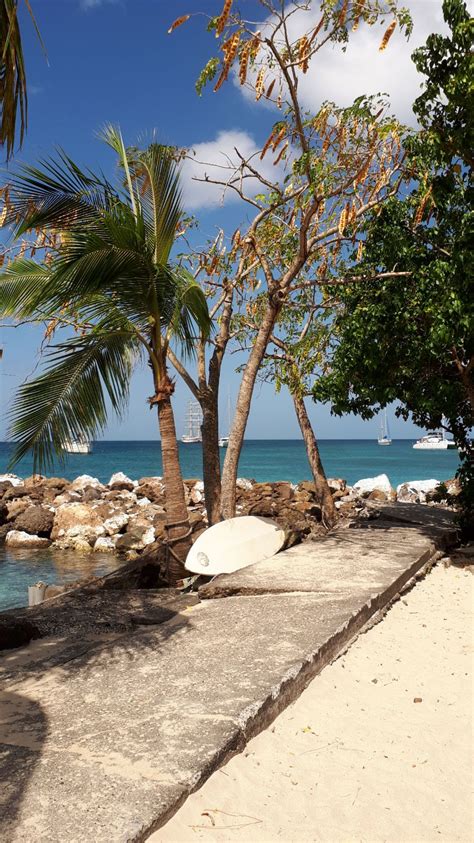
[{"x1": 0, "y1": 505, "x2": 457, "y2": 842}]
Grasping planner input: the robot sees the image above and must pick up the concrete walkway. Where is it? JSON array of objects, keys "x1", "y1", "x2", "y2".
[{"x1": 0, "y1": 504, "x2": 457, "y2": 842}]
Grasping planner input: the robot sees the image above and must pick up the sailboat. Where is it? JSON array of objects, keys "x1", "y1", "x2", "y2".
[
  {"x1": 181, "y1": 401, "x2": 202, "y2": 444},
  {"x1": 377, "y1": 409, "x2": 392, "y2": 446},
  {"x1": 219, "y1": 393, "x2": 232, "y2": 448},
  {"x1": 62, "y1": 435, "x2": 93, "y2": 454}
]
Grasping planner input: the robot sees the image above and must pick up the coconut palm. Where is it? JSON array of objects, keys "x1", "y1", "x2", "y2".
[
  {"x1": 1, "y1": 0, "x2": 43, "y2": 160},
  {"x1": 0, "y1": 127, "x2": 210, "y2": 583}
]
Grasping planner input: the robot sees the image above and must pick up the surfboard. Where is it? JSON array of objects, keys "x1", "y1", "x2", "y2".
[{"x1": 185, "y1": 515, "x2": 286, "y2": 576}]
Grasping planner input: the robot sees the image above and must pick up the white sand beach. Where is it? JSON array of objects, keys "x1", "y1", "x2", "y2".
[{"x1": 153, "y1": 562, "x2": 473, "y2": 843}]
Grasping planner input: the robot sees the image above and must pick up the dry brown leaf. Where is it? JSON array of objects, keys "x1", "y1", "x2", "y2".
[
  {"x1": 167, "y1": 15, "x2": 190, "y2": 34},
  {"x1": 379, "y1": 20, "x2": 397, "y2": 51}
]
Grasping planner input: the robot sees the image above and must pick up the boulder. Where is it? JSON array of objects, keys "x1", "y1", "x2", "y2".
[
  {"x1": 0, "y1": 501, "x2": 8, "y2": 525},
  {"x1": 327, "y1": 478, "x2": 346, "y2": 493},
  {"x1": 135, "y1": 496, "x2": 152, "y2": 507},
  {"x1": 236, "y1": 477, "x2": 253, "y2": 491},
  {"x1": 190, "y1": 487, "x2": 203, "y2": 505},
  {"x1": 396, "y1": 484, "x2": 420, "y2": 504},
  {"x1": 0, "y1": 481, "x2": 13, "y2": 496},
  {"x1": 108, "y1": 472, "x2": 137, "y2": 491},
  {"x1": 396, "y1": 479, "x2": 440, "y2": 504},
  {"x1": 135, "y1": 481, "x2": 164, "y2": 504},
  {"x1": 103, "y1": 512, "x2": 129, "y2": 535},
  {"x1": 0, "y1": 473, "x2": 23, "y2": 487},
  {"x1": 14, "y1": 505, "x2": 54, "y2": 537},
  {"x1": 367, "y1": 489, "x2": 389, "y2": 502},
  {"x1": 272, "y1": 482, "x2": 294, "y2": 501},
  {"x1": 5, "y1": 498, "x2": 31, "y2": 522},
  {"x1": 2, "y1": 485, "x2": 32, "y2": 501},
  {"x1": 93, "y1": 535, "x2": 118, "y2": 553},
  {"x1": 354, "y1": 474, "x2": 393, "y2": 496},
  {"x1": 22, "y1": 474, "x2": 47, "y2": 487},
  {"x1": 5, "y1": 530, "x2": 50, "y2": 548},
  {"x1": 52, "y1": 491, "x2": 82, "y2": 506},
  {"x1": 51, "y1": 502, "x2": 104, "y2": 541},
  {"x1": 116, "y1": 524, "x2": 155, "y2": 552},
  {"x1": 70, "y1": 474, "x2": 103, "y2": 492},
  {"x1": 82, "y1": 486, "x2": 104, "y2": 502}
]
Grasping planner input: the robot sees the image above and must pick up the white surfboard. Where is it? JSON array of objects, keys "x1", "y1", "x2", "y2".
[{"x1": 185, "y1": 516, "x2": 286, "y2": 576}]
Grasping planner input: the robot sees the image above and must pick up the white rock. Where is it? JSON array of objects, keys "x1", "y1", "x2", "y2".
[
  {"x1": 237, "y1": 478, "x2": 253, "y2": 491},
  {"x1": 190, "y1": 488, "x2": 203, "y2": 504},
  {"x1": 396, "y1": 479, "x2": 440, "y2": 494},
  {"x1": 103, "y1": 513, "x2": 129, "y2": 535},
  {"x1": 142, "y1": 526, "x2": 156, "y2": 546},
  {"x1": 0, "y1": 474, "x2": 23, "y2": 487},
  {"x1": 108, "y1": 472, "x2": 137, "y2": 488},
  {"x1": 193, "y1": 480, "x2": 204, "y2": 492},
  {"x1": 6, "y1": 530, "x2": 50, "y2": 548},
  {"x1": 93, "y1": 536, "x2": 118, "y2": 553},
  {"x1": 354, "y1": 474, "x2": 393, "y2": 494},
  {"x1": 70, "y1": 474, "x2": 102, "y2": 491},
  {"x1": 65, "y1": 524, "x2": 105, "y2": 541},
  {"x1": 136, "y1": 496, "x2": 151, "y2": 507}
]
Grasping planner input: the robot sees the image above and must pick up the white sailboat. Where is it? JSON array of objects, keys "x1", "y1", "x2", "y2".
[
  {"x1": 219, "y1": 393, "x2": 232, "y2": 448},
  {"x1": 62, "y1": 436, "x2": 92, "y2": 454},
  {"x1": 377, "y1": 409, "x2": 392, "y2": 446},
  {"x1": 181, "y1": 401, "x2": 202, "y2": 444}
]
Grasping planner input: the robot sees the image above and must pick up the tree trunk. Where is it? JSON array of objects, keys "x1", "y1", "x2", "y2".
[
  {"x1": 221, "y1": 300, "x2": 281, "y2": 518},
  {"x1": 201, "y1": 391, "x2": 222, "y2": 525},
  {"x1": 156, "y1": 394, "x2": 191, "y2": 585},
  {"x1": 292, "y1": 392, "x2": 337, "y2": 528}
]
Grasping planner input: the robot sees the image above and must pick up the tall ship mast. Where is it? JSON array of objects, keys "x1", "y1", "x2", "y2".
[
  {"x1": 377, "y1": 408, "x2": 392, "y2": 446},
  {"x1": 181, "y1": 400, "x2": 202, "y2": 444}
]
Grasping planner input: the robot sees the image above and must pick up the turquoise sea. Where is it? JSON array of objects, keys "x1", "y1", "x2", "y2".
[{"x1": 0, "y1": 439, "x2": 459, "y2": 613}]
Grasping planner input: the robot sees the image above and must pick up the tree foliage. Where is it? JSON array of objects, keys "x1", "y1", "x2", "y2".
[{"x1": 313, "y1": 0, "x2": 474, "y2": 530}]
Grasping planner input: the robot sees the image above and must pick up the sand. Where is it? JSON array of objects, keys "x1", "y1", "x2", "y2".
[{"x1": 152, "y1": 563, "x2": 473, "y2": 843}]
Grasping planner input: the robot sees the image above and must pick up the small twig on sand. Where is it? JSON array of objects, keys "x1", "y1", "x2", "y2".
[{"x1": 190, "y1": 809, "x2": 263, "y2": 830}]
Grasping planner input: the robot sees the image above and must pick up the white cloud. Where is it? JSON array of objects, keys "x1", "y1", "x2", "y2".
[
  {"x1": 235, "y1": 0, "x2": 471, "y2": 125},
  {"x1": 182, "y1": 129, "x2": 285, "y2": 211},
  {"x1": 80, "y1": 0, "x2": 119, "y2": 9}
]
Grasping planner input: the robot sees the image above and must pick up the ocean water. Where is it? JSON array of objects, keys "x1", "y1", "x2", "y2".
[
  {"x1": 0, "y1": 438, "x2": 460, "y2": 489},
  {"x1": 0, "y1": 439, "x2": 459, "y2": 612}
]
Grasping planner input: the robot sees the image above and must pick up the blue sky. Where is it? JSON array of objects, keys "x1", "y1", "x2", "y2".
[{"x1": 0, "y1": 0, "x2": 451, "y2": 440}]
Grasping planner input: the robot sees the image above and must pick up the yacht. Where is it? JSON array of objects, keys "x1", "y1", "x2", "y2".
[
  {"x1": 181, "y1": 401, "x2": 202, "y2": 444},
  {"x1": 377, "y1": 409, "x2": 392, "y2": 446},
  {"x1": 62, "y1": 436, "x2": 92, "y2": 454},
  {"x1": 413, "y1": 430, "x2": 457, "y2": 450},
  {"x1": 219, "y1": 393, "x2": 232, "y2": 448}
]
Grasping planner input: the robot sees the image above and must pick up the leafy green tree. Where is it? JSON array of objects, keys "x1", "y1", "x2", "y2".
[
  {"x1": 0, "y1": 127, "x2": 210, "y2": 582},
  {"x1": 314, "y1": 0, "x2": 473, "y2": 531}
]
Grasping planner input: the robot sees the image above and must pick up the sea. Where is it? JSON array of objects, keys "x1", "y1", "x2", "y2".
[{"x1": 0, "y1": 439, "x2": 460, "y2": 612}]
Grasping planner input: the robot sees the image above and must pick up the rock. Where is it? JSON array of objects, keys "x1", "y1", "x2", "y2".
[
  {"x1": 294, "y1": 489, "x2": 313, "y2": 503},
  {"x1": 108, "y1": 472, "x2": 137, "y2": 491},
  {"x1": 397, "y1": 478, "x2": 440, "y2": 495},
  {"x1": 272, "y1": 482, "x2": 294, "y2": 501},
  {"x1": 354, "y1": 474, "x2": 393, "y2": 496},
  {"x1": 103, "y1": 512, "x2": 129, "y2": 535},
  {"x1": 116, "y1": 525, "x2": 155, "y2": 552},
  {"x1": 5, "y1": 498, "x2": 31, "y2": 522},
  {"x1": 51, "y1": 503, "x2": 104, "y2": 541},
  {"x1": 0, "y1": 501, "x2": 8, "y2": 525},
  {"x1": 445, "y1": 477, "x2": 461, "y2": 496},
  {"x1": 298, "y1": 481, "x2": 317, "y2": 495},
  {"x1": 190, "y1": 488, "x2": 203, "y2": 505},
  {"x1": 70, "y1": 474, "x2": 103, "y2": 491},
  {"x1": 2, "y1": 485, "x2": 31, "y2": 501},
  {"x1": 193, "y1": 481, "x2": 204, "y2": 492},
  {"x1": 13, "y1": 505, "x2": 54, "y2": 537},
  {"x1": 367, "y1": 489, "x2": 389, "y2": 502},
  {"x1": 93, "y1": 536, "x2": 118, "y2": 553},
  {"x1": 52, "y1": 491, "x2": 82, "y2": 506},
  {"x1": 64, "y1": 524, "x2": 105, "y2": 542},
  {"x1": 396, "y1": 484, "x2": 421, "y2": 504},
  {"x1": 135, "y1": 481, "x2": 164, "y2": 504},
  {"x1": 0, "y1": 473, "x2": 23, "y2": 487},
  {"x1": 138, "y1": 476, "x2": 163, "y2": 485},
  {"x1": 22, "y1": 474, "x2": 47, "y2": 487},
  {"x1": 327, "y1": 478, "x2": 346, "y2": 493},
  {"x1": 237, "y1": 478, "x2": 253, "y2": 491},
  {"x1": 82, "y1": 485, "x2": 104, "y2": 502},
  {"x1": 136, "y1": 496, "x2": 152, "y2": 507},
  {"x1": 5, "y1": 530, "x2": 50, "y2": 548},
  {"x1": 247, "y1": 499, "x2": 276, "y2": 518}
]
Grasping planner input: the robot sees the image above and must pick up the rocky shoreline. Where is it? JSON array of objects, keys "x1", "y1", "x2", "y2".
[{"x1": 0, "y1": 471, "x2": 461, "y2": 562}]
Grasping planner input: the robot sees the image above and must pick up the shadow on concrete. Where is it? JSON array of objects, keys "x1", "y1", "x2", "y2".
[{"x1": 0, "y1": 692, "x2": 48, "y2": 837}]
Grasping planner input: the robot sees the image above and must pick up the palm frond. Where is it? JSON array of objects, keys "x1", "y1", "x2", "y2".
[
  {"x1": 1, "y1": 0, "x2": 26, "y2": 160},
  {"x1": 6, "y1": 150, "x2": 117, "y2": 235},
  {"x1": 8, "y1": 326, "x2": 138, "y2": 471},
  {"x1": 168, "y1": 266, "x2": 211, "y2": 357},
  {"x1": 0, "y1": 257, "x2": 52, "y2": 317}
]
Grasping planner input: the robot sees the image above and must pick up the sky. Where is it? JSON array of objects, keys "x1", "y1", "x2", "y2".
[{"x1": 0, "y1": 0, "x2": 457, "y2": 440}]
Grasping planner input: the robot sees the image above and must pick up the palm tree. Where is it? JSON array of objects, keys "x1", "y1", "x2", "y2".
[
  {"x1": 1, "y1": 0, "x2": 43, "y2": 160},
  {"x1": 0, "y1": 126, "x2": 210, "y2": 583}
]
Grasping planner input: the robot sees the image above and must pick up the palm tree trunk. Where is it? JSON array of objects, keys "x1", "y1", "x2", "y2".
[
  {"x1": 221, "y1": 301, "x2": 280, "y2": 518},
  {"x1": 156, "y1": 393, "x2": 191, "y2": 584},
  {"x1": 201, "y1": 392, "x2": 222, "y2": 525},
  {"x1": 292, "y1": 392, "x2": 337, "y2": 528}
]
